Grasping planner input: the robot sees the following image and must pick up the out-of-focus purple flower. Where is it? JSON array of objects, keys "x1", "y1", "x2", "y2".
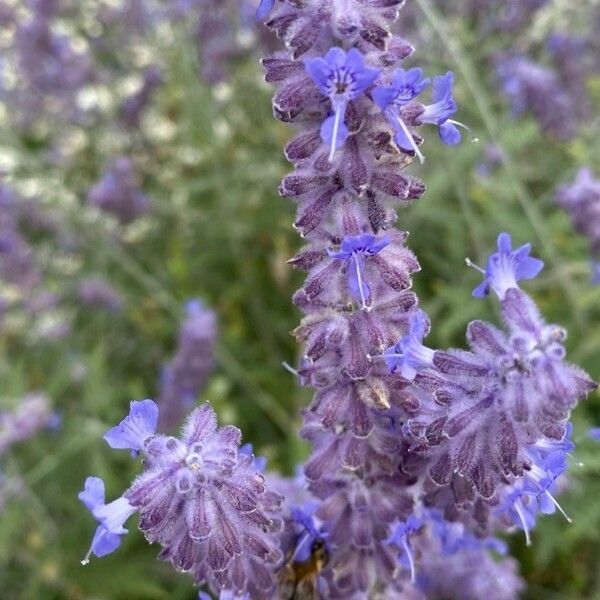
[
  {"x1": 305, "y1": 48, "x2": 380, "y2": 161},
  {"x1": 78, "y1": 476, "x2": 136, "y2": 564},
  {"x1": 157, "y1": 300, "x2": 217, "y2": 430},
  {"x1": 104, "y1": 399, "x2": 158, "y2": 456},
  {"x1": 88, "y1": 158, "x2": 150, "y2": 224},
  {"x1": 77, "y1": 277, "x2": 124, "y2": 312},
  {"x1": 496, "y1": 54, "x2": 577, "y2": 140},
  {"x1": 384, "y1": 310, "x2": 434, "y2": 380},
  {"x1": 470, "y1": 232, "x2": 544, "y2": 299},
  {"x1": 2, "y1": 7, "x2": 94, "y2": 130},
  {"x1": 556, "y1": 168, "x2": 600, "y2": 281},
  {"x1": 0, "y1": 394, "x2": 53, "y2": 455},
  {"x1": 588, "y1": 428, "x2": 600, "y2": 441},
  {"x1": 120, "y1": 66, "x2": 163, "y2": 128}
]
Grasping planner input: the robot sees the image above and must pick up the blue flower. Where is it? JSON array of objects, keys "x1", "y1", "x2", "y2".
[
  {"x1": 589, "y1": 427, "x2": 600, "y2": 441},
  {"x1": 372, "y1": 67, "x2": 430, "y2": 110},
  {"x1": 256, "y1": 0, "x2": 275, "y2": 21},
  {"x1": 387, "y1": 514, "x2": 424, "y2": 582},
  {"x1": 373, "y1": 68, "x2": 430, "y2": 162},
  {"x1": 305, "y1": 48, "x2": 380, "y2": 161},
  {"x1": 592, "y1": 262, "x2": 600, "y2": 285},
  {"x1": 420, "y1": 72, "x2": 461, "y2": 145},
  {"x1": 78, "y1": 477, "x2": 136, "y2": 564},
  {"x1": 239, "y1": 442, "x2": 267, "y2": 472},
  {"x1": 470, "y1": 232, "x2": 544, "y2": 300},
  {"x1": 497, "y1": 488, "x2": 538, "y2": 546},
  {"x1": 104, "y1": 399, "x2": 158, "y2": 456},
  {"x1": 290, "y1": 500, "x2": 328, "y2": 562},
  {"x1": 383, "y1": 310, "x2": 434, "y2": 380},
  {"x1": 328, "y1": 233, "x2": 390, "y2": 308}
]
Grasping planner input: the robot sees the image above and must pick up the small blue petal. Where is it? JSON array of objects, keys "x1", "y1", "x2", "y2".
[
  {"x1": 256, "y1": 0, "x2": 275, "y2": 21},
  {"x1": 104, "y1": 399, "x2": 158, "y2": 453},
  {"x1": 438, "y1": 121, "x2": 461, "y2": 145}
]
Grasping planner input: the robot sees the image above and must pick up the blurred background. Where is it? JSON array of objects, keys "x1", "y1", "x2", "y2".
[{"x1": 0, "y1": 0, "x2": 599, "y2": 598}]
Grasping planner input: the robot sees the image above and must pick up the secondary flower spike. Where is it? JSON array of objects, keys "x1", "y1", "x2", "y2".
[
  {"x1": 99, "y1": 401, "x2": 284, "y2": 597},
  {"x1": 304, "y1": 47, "x2": 380, "y2": 161}
]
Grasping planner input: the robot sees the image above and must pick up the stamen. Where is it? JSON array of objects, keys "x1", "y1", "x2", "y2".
[
  {"x1": 465, "y1": 257, "x2": 486, "y2": 274},
  {"x1": 282, "y1": 361, "x2": 300, "y2": 376},
  {"x1": 514, "y1": 499, "x2": 532, "y2": 546},
  {"x1": 401, "y1": 537, "x2": 416, "y2": 583},
  {"x1": 329, "y1": 106, "x2": 343, "y2": 163},
  {"x1": 393, "y1": 114, "x2": 425, "y2": 164},
  {"x1": 447, "y1": 119, "x2": 479, "y2": 144},
  {"x1": 545, "y1": 491, "x2": 572, "y2": 523},
  {"x1": 352, "y1": 254, "x2": 369, "y2": 310}
]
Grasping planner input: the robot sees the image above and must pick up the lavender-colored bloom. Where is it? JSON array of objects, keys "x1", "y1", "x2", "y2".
[
  {"x1": 88, "y1": 157, "x2": 150, "y2": 224},
  {"x1": 404, "y1": 237, "x2": 594, "y2": 519},
  {"x1": 305, "y1": 48, "x2": 380, "y2": 161},
  {"x1": 372, "y1": 68, "x2": 430, "y2": 110},
  {"x1": 419, "y1": 72, "x2": 461, "y2": 145},
  {"x1": 327, "y1": 233, "x2": 390, "y2": 307},
  {"x1": 77, "y1": 277, "x2": 124, "y2": 312},
  {"x1": 104, "y1": 399, "x2": 158, "y2": 455},
  {"x1": 157, "y1": 300, "x2": 217, "y2": 430},
  {"x1": 78, "y1": 476, "x2": 136, "y2": 563},
  {"x1": 470, "y1": 232, "x2": 544, "y2": 299},
  {"x1": 117, "y1": 402, "x2": 283, "y2": 596},
  {"x1": 589, "y1": 428, "x2": 600, "y2": 441},
  {"x1": 0, "y1": 394, "x2": 52, "y2": 455},
  {"x1": 384, "y1": 310, "x2": 434, "y2": 380},
  {"x1": 556, "y1": 168, "x2": 600, "y2": 280},
  {"x1": 2, "y1": 7, "x2": 94, "y2": 131},
  {"x1": 120, "y1": 66, "x2": 163, "y2": 128},
  {"x1": 496, "y1": 54, "x2": 577, "y2": 140}
]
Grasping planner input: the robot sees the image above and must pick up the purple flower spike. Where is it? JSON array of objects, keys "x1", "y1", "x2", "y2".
[
  {"x1": 592, "y1": 263, "x2": 600, "y2": 285},
  {"x1": 305, "y1": 48, "x2": 380, "y2": 161},
  {"x1": 384, "y1": 310, "x2": 434, "y2": 380},
  {"x1": 589, "y1": 428, "x2": 600, "y2": 441},
  {"x1": 78, "y1": 477, "x2": 136, "y2": 564},
  {"x1": 420, "y1": 72, "x2": 461, "y2": 145},
  {"x1": 471, "y1": 232, "x2": 544, "y2": 300},
  {"x1": 104, "y1": 399, "x2": 158, "y2": 456},
  {"x1": 328, "y1": 233, "x2": 390, "y2": 308}
]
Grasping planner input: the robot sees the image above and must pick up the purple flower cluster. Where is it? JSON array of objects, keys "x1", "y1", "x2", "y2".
[
  {"x1": 87, "y1": 157, "x2": 151, "y2": 224},
  {"x1": 0, "y1": 0, "x2": 94, "y2": 131},
  {"x1": 0, "y1": 394, "x2": 53, "y2": 455},
  {"x1": 556, "y1": 168, "x2": 600, "y2": 283},
  {"x1": 77, "y1": 277, "x2": 124, "y2": 313},
  {"x1": 401, "y1": 234, "x2": 594, "y2": 535},
  {"x1": 80, "y1": 400, "x2": 284, "y2": 597},
  {"x1": 157, "y1": 300, "x2": 217, "y2": 430},
  {"x1": 496, "y1": 54, "x2": 579, "y2": 140}
]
